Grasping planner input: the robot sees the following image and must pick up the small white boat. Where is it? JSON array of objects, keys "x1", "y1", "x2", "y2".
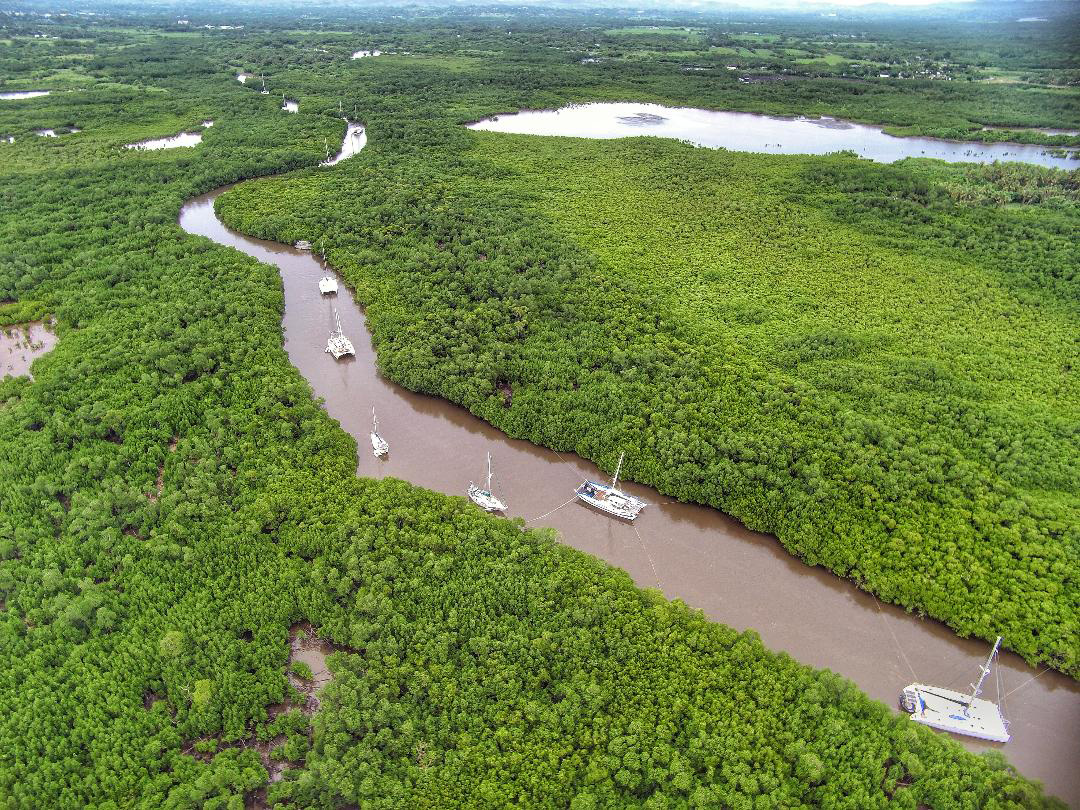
[
  {"x1": 900, "y1": 637, "x2": 1010, "y2": 743},
  {"x1": 325, "y1": 308, "x2": 354, "y2": 359},
  {"x1": 370, "y1": 407, "x2": 389, "y2": 457},
  {"x1": 260, "y1": 75, "x2": 270, "y2": 95},
  {"x1": 318, "y1": 275, "x2": 338, "y2": 295},
  {"x1": 575, "y1": 452, "x2": 646, "y2": 520},
  {"x1": 295, "y1": 239, "x2": 312, "y2": 250},
  {"x1": 468, "y1": 452, "x2": 507, "y2": 512}
]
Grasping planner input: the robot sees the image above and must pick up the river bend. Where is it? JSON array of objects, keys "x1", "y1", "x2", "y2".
[{"x1": 178, "y1": 125, "x2": 1080, "y2": 804}]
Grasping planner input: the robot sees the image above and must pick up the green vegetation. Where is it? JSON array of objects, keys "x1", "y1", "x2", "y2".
[
  {"x1": 0, "y1": 3, "x2": 1076, "y2": 807},
  {"x1": 290, "y1": 660, "x2": 315, "y2": 682},
  {"x1": 221, "y1": 130, "x2": 1079, "y2": 679}
]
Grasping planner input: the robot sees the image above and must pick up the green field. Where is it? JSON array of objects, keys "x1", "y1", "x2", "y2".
[{"x1": 604, "y1": 26, "x2": 705, "y2": 38}]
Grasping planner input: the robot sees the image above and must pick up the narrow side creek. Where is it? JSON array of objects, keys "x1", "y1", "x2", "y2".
[{"x1": 177, "y1": 126, "x2": 1080, "y2": 803}]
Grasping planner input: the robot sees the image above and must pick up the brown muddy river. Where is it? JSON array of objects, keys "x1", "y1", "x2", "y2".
[{"x1": 178, "y1": 150, "x2": 1080, "y2": 804}]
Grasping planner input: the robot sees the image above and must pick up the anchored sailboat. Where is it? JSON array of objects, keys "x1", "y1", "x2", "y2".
[
  {"x1": 325, "y1": 307, "x2": 354, "y2": 359},
  {"x1": 575, "y1": 452, "x2": 646, "y2": 520},
  {"x1": 370, "y1": 407, "x2": 389, "y2": 457},
  {"x1": 900, "y1": 637, "x2": 1010, "y2": 743},
  {"x1": 468, "y1": 453, "x2": 507, "y2": 512},
  {"x1": 318, "y1": 274, "x2": 338, "y2": 295},
  {"x1": 260, "y1": 75, "x2": 270, "y2": 95}
]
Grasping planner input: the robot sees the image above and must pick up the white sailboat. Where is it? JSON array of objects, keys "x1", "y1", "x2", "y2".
[
  {"x1": 370, "y1": 407, "x2": 389, "y2": 457},
  {"x1": 325, "y1": 307, "x2": 354, "y2": 359},
  {"x1": 260, "y1": 75, "x2": 270, "y2": 95},
  {"x1": 900, "y1": 637, "x2": 1011, "y2": 743},
  {"x1": 468, "y1": 453, "x2": 507, "y2": 512},
  {"x1": 318, "y1": 274, "x2": 338, "y2": 294},
  {"x1": 575, "y1": 452, "x2": 646, "y2": 520},
  {"x1": 295, "y1": 239, "x2": 312, "y2": 250}
]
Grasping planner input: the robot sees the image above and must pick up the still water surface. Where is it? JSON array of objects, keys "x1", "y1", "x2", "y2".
[
  {"x1": 178, "y1": 122, "x2": 1080, "y2": 804},
  {"x1": 0, "y1": 90, "x2": 51, "y2": 100},
  {"x1": 469, "y1": 102, "x2": 1078, "y2": 169},
  {"x1": 126, "y1": 121, "x2": 213, "y2": 151},
  {"x1": 321, "y1": 121, "x2": 366, "y2": 166}
]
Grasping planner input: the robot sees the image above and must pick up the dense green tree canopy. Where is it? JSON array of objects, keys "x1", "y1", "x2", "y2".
[{"x1": 0, "y1": 4, "x2": 1075, "y2": 808}]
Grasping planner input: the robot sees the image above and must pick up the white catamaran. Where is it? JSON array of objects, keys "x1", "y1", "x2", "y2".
[
  {"x1": 370, "y1": 407, "x2": 389, "y2": 457},
  {"x1": 468, "y1": 453, "x2": 507, "y2": 512},
  {"x1": 899, "y1": 636, "x2": 1010, "y2": 743},
  {"x1": 575, "y1": 452, "x2": 646, "y2": 521},
  {"x1": 318, "y1": 275, "x2": 338, "y2": 295},
  {"x1": 325, "y1": 307, "x2": 354, "y2": 359}
]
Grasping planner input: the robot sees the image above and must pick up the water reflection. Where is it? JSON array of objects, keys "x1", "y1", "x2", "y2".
[
  {"x1": 126, "y1": 121, "x2": 213, "y2": 151},
  {"x1": 0, "y1": 91, "x2": 51, "y2": 100},
  {"x1": 469, "y1": 102, "x2": 1079, "y2": 170},
  {"x1": 321, "y1": 121, "x2": 366, "y2": 166}
]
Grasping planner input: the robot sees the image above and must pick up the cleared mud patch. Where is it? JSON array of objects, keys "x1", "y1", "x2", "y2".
[
  {"x1": 287, "y1": 622, "x2": 335, "y2": 712},
  {"x1": 1, "y1": 321, "x2": 57, "y2": 378}
]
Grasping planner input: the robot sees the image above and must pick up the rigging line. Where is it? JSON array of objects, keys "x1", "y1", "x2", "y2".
[
  {"x1": 997, "y1": 656, "x2": 1009, "y2": 722},
  {"x1": 632, "y1": 524, "x2": 663, "y2": 591},
  {"x1": 872, "y1": 595, "x2": 919, "y2": 683},
  {"x1": 1003, "y1": 666, "x2": 1050, "y2": 699},
  {"x1": 524, "y1": 496, "x2": 578, "y2": 525}
]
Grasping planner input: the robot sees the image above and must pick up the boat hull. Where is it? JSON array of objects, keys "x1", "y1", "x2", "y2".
[
  {"x1": 326, "y1": 338, "x2": 354, "y2": 359},
  {"x1": 575, "y1": 481, "x2": 645, "y2": 521},
  {"x1": 468, "y1": 484, "x2": 506, "y2": 512},
  {"x1": 900, "y1": 684, "x2": 1010, "y2": 743},
  {"x1": 371, "y1": 433, "x2": 388, "y2": 456},
  {"x1": 318, "y1": 278, "x2": 338, "y2": 295}
]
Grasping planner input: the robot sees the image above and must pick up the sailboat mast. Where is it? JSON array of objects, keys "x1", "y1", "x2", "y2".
[
  {"x1": 486, "y1": 452, "x2": 493, "y2": 491},
  {"x1": 372, "y1": 406, "x2": 377, "y2": 433},
  {"x1": 611, "y1": 452, "x2": 624, "y2": 490},
  {"x1": 966, "y1": 636, "x2": 1002, "y2": 709}
]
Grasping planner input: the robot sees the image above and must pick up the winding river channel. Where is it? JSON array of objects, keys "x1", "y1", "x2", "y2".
[{"x1": 178, "y1": 118, "x2": 1080, "y2": 803}]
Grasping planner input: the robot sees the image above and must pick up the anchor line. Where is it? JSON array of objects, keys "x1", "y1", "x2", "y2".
[
  {"x1": 872, "y1": 595, "x2": 919, "y2": 683},
  {"x1": 524, "y1": 496, "x2": 578, "y2": 525},
  {"x1": 632, "y1": 524, "x2": 663, "y2": 591},
  {"x1": 1003, "y1": 666, "x2": 1050, "y2": 699}
]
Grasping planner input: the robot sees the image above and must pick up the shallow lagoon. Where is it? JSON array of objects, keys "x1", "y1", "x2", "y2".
[{"x1": 470, "y1": 103, "x2": 1078, "y2": 169}]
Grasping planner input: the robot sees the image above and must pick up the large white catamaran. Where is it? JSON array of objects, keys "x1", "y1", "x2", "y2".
[
  {"x1": 468, "y1": 452, "x2": 507, "y2": 512},
  {"x1": 325, "y1": 307, "x2": 354, "y2": 359},
  {"x1": 899, "y1": 636, "x2": 1010, "y2": 743},
  {"x1": 575, "y1": 452, "x2": 646, "y2": 521},
  {"x1": 370, "y1": 407, "x2": 389, "y2": 457}
]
